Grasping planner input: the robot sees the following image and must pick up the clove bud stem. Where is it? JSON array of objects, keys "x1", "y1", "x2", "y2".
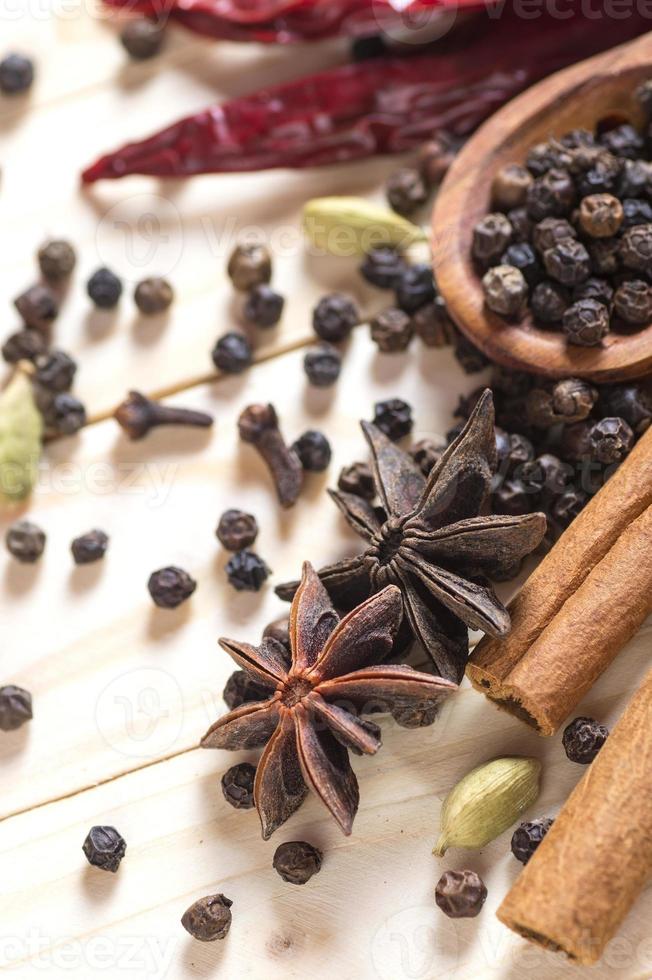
[
  {"x1": 238, "y1": 403, "x2": 302, "y2": 508},
  {"x1": 114, "y1": 390, "x2": 214, "y2": 440}
]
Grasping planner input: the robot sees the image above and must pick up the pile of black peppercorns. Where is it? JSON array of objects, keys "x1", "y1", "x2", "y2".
[{"x1": 474, "y1": 80, "x2": 652, "y2": 346}]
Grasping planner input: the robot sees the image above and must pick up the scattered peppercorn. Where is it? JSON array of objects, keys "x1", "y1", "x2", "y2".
[
  {"x1": 530, "y1": 280, "x2": 568, "y2": 323},
  {"x1": 491, "y1": 164, "x2": 533, "y2": 210},
  {"x1": 225, "y1": 550, "x2": 270, "y2": 591},
  {"x1": 588, "y1": 416, "x2": 634, "y2": 463},
  {"x1": 134, "y1": 276, "x2": 174, "y2": 315},
  {"x1": 599, "y1": 383, "x2": 652, "y2": 433},
  {"x1": 511, "y1": 817, "x2": 554, "y2": 864},
  {"x1": 409, "y1": 437, "x2": 444, "y2": 476},
  {"x1": 38, "y1": 392, "x2": 87, "y2": 436},
  {"x1": 211, "y1": 332, "x2": 252, "y2": 373},
  {"x1": 303, "y1": 344, "x2": 341, "y2": 387},
  {"x1": 552, "y1": 487, "x2": 589, "y2": 529},
  {"x1": 0, "y1": 685, "x2": 32, "y2": 731},
  {"x1": 243, "y1": 284, "x2": 284, "y2": 328},
  {"x1": 613, "y1": 279, "x2": 652, "y2": 324},
  {"x1": 291, "y1": 430, "x2": 332, "y2": 472},
  {"x1": 482, "y1": 265, "x2": 528, "y2": 317},
  {"x1": 273, "y1": 841, "x2": 323, "y2": 885},
  {"x1": 87, "y1": 268, "x2": 123, "y2": 309},
  {"x1": 385, "y1": 167, "x2": 428, "y2": 216},
  {"x1": 71, "y1": 530, "x2": 109, "y2": 565},
  {"x1": 14, "y1": 284, "x2": 59, "y2": 334},
  {"x1": 562, "y1": 299, "x2": 610, "y2": 347},
  {"x1": 562, "y1": 715, "x2": 609, "y2": 764},
  {"x1": 472, "y1": 213, "x2": 513, "y2": 267},
  {"x1": 337, "y1": 461, "x2": 375, "y2": 499},
  {"x1": 372, "y1": 398, "x2": 413, "y2": 440},
  {"x1": 5, "y1": 520, "x2": 46, "y2": 563},
  {"x1": 418, "y1": 133, "x2": 457, "y2": 187},
  {"x1": 359, "y1": 246, "x2": 406, "y2": 289},
  {"x1": 223, "y1": 669, "x2": 272, "y2": 710},
  {"x1": 544, "y1": 238, "x2": 591, "y2": 286},
  {"x1": 216, "y1": 509, "x2": 258, "y2": 551},
  {"x1": 37, "y1": 239, "x2": 76, "y2": 282},
  {"x1": 148, "y1": 566, "x2": 197, "y2": 609},
  {"x1": 221, "y1": 762, "x2": 256, "y2": 810},
  {"x1": 1, "y1": 328, "x2": 47, "y2": 364},
  {"x1": 181, "y1": 894, "x2": 233, "y2": 942},
  {"x1": 394, "y1": 263, "x2": 436, "y2": 313},
  {"x1": 370, "y1": 307, "x2": 414, "y2": 352},
  {"x1": 552, "y1": 377, "x2": 598, "y2": 422},
  {"x1": 312, "y1": 293, "x2": 359, "y2": 342},
  {"x1": 227, "y1": 242, "x2": 272, "y2": 291},
  {"x1": 120, "y1": 19, "x2": 165, "y2": 59},
  {"x1": 493, "y1": 478, "x2": 531, "y2": 515},
  {"x1": 82, "y1": 826, "x2": 126, "y2": 873},
  {"x1": 0, "y1": 53, "x2": 34, "y2": 95},
  {"x1": 435, "y1": 870, "x2": 487, "y2": 919},
  {"x1": 34, "y1": 349, "x2": 77, "y2": 392},
  {"x1": 412, "y1": 296, "x2": 455, "y2": 347}
]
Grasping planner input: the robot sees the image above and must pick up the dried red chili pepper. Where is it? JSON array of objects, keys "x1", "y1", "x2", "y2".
[{"x1": 82, "y1": 9, "x2": 649, "y2": 183}]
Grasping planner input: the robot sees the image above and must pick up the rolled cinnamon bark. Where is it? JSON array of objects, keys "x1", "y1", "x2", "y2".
[
  {"x1": 468, "y1": 423, "x2": 652, "y2": 729},
  {"x1": 498, "y1": 666, "x2": 652, "y2": 965}
]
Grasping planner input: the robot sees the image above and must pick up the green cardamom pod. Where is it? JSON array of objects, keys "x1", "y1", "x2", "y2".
[
  {"x1": 0, "y1": 371, "x2": 43, "y2": 502},
  {"x1": 303, "y1": 196, "x2": 427, "y2": 256},
  {"x1": 433, "y1": 757, "x2": 541, "y2": 856}
]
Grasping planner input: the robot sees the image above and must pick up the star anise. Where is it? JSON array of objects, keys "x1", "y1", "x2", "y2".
[
  {"x1": 201, "y1": 562, "x2": 456, "y2": 838},
  {"x1": 277, "y1": 391, "x2": 546, "y2": 684}
]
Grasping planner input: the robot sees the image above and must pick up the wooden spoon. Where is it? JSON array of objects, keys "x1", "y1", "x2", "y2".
[{"x1": 432, "y1": 32, "x2": 652, "y2": 383}]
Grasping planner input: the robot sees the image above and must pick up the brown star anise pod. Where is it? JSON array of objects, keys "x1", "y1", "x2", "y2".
[
  {"x1": 201, "y1": 562, "x2": 456, "y2": 838},
  {"x1": 277, "y1": 391, "x2": 546, "y2": 684}
]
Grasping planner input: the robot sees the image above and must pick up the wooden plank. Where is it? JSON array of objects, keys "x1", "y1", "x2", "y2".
[{"x1": 1, "y1": 9, "x2": 398, "y2": 419}]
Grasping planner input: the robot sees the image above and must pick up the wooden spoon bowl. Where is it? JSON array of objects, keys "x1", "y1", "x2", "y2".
[{"x1": 432, "y1": 32, "x2": 652, "y2": 383}]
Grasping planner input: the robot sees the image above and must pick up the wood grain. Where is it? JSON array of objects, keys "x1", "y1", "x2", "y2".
[{"x1": 433, "y1": 31, "x2": 652, "y2": 383}]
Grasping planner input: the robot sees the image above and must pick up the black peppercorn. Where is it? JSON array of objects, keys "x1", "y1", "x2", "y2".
[
  {"x1": 621, "y1": 198, "x2": 652, "y2": 228},
  {"x1": 227, "y1": 242, "x2": 271, "y2": 292},
  {"x1": 243, "y1": 284, "x2": 284, "y2": 328},
  {"x1": 217, "y1": 509, "x2": 258, "y2": 551},
  {"x1": 613, "y1": 279, "x2": 652, "y2": 325},
  {"x1": 359, "y1": 246, "x2": 407, "y2": 289},
  {"x1": 562, "y1": 715, "x2": 609, "y2": 764},
  {"x1": 38, "y1": 392, "x2": 87, "y2": 436},
  {"x1": 418, "y1": 134, "x2": 457, "y2": 187},
  {"x1": 386, "y1": 167, "x2": 428, "y2": 216},
  {"x1": 587, "y1": 237, "x2": 620, "y2": 277},
  {"x1": 394, "y1": 263, "x2": 436, "y2": 313},
  {"x1": 37, "y1": 239, "x2": 76, "y2": 282},
  {"x1": 526, "y1": 140, "x2": 572, "y2": 177},
  {"x1": 412, "y1": 296, "x2": 455, "y2": 347},
  {"x1": 493, "y1": 478, "x2": 531, "y2": 515},
  {"x1": 502, "y1": 432, "x2": 535, "y2": 472},
  {"x1": 507, "y1": 207, "x2": 533, "y2": 242},
  {"x1": 598, "y1": 383, "x2": 652, "y2": 434},
  {"x1": 572, "y1": 276, "x2": 613, "y2": 306},
  {"x1": 225, "y1": 550, "x2": 270, "y2": 591},
  {"x1": 562, "y1": 299, "x2": 610, "y2": 347},
  {"x1": 472, "y1": 213, "x2": 513, "y2": 267},
  {"x1": 87, "y1": 267, "x2": 123, "y2": 309},
  {"x1": 435, "y1": 870, "x2": 487, "y2": 919},
  {"x1": 577, "y1": 151, "x2": 622, "y2": 196},
  {"x1": 409, "y1": 438, "x2": 444, "y2": 476},
  {"x1": 551, "y1": 378, "x2": 598, "y2": 423},
  {"x1": 372, "y1": 398, "x2": 413, "y2": 440},
  {"x1": 0, "y1": 685, "x2": 33, "y2": 731},
  {"x1": 619, "y1": 156, "x2": 652, "y2": 196},
  {"x1": 71, "y1": 530, "x2": 109, "y2": 565},
  {"x1": 530, "y1": 280, "x2": 568, "y2": 323},
  {"x1": 600, "y1": 123, "x2": 644, "y2": 160},
  {"x1": 291, "y1": 430, "x2": 332, "y2": 472},
  {"x1": 491, "y1": 164, "x2": 533, "y2": 210},
  {"x1": 337, "y1": 461, "x2": 375, "y2": 499},
  {"x1": 14, "y1": 284, "x2": 59, "y2": 334},
  {"x1": 0, "y1": 53, "x2": 34, "y2": 94},
  {"x1": 370, "y1": 307, "x2": 414, "y2": 352},
  {"x1": 312, "y1": 293, "x2": 359, "y2": 342},
  {"x1": 1, "y1": 328, "x2": 47, "y2": 364},
  {"x1": 551, "y1": 487, "x2": 589, "y2": 528},
  {"x1": 560, "y1": 421, "x2": 592, "y2": 461},
  {"x1": 588, "y1": 416, "x2": 634, "y2": 464},
  {"x1": 221, "y1": 762, "x2": 256, "y2": 810},
  {"x1": 34, "y1": 350, "x2": 77, "y2": 392},
  {"x1": 273, "y1": 841, "x2": 323, "y2": 885},
  {"x1": 578, "y1": 193, "x2": 623, "y2": 238},
  {"x1": 619, "y1": 223, "x2": 652, "y2": 273},
  {"x1": 5, "y1": 520, "x2": 46, "y2": 563},
  {"x1": 500, "y1": 242, "x2": 542, "y2": 286},
  {"x1": 511, "y1": 817, "x2": 554, "y2": 865},
  {"x1": 520, "y1": 453, "x2": 569, "y2": 497},
  {"x1": 482, "y1": 265, "x2": 528, "y2": 317},
  {"x1": 148, "y1": 566, "x2": 196, "y2": 608},
  {"x1": 531, "y1": 217, "x2": 576, "y2": 256},
  {"x1": 120, "y1": 19, "x2": 165, "y2": 59},
  {"x1": 82, "y1": 826, "x2": 126, "y2": 873},
  {"x1": 211, "y1": 332, "x2": 252, "y2": 373},
  {"x1": 526, "y1": 168, "x2": 575, "y2": 221},
  {"x1": 134, "y1": 277, "x2": 174, "y2": 315},
  {"x1": 544, "y1": 238, "x2": 591, "y2": 286},
  {"x1": 181, "y1": 894, "x2": 233, "y2": 942},
  {"x1": 303, "y1": 344, "x2": 341, "y2": 387},
  {"x1": 222, "y1": 670, "x2": 272, "y2": 710}
]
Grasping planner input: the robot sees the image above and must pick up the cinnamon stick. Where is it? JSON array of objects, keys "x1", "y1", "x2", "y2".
[
  {"x1": 468, "y1": 423, "x2": 652, "y2": 731},
  {"x1": 498, "y1": 666, "x2": 652, "y2": 965}
]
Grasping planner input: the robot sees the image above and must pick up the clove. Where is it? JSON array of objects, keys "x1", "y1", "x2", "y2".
[
  {"x1": 238, "y1": 403, "x2": 303, "y2": 508},
  {"x1": 114, "y1": 390, "x2": 214, "y2": 440}
]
